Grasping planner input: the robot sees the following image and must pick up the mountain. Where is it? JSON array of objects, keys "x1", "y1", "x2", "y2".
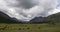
[
  {"x1": 29, "y1": 12, "x2": 60, "y2": 23},
  {"x1": 0, "y1": 11, "x2": 22, "y2": 23},
  {"x1": 46, "y1": 12, "x2": 60, "y2": 23},
  {"x1": 0, "y1": 11, "x2": 60, "y2": 24},
  {"x1": 29, "y1": 17, "x2": 47, "y2": 24},
  {"x1": 47, "y1": 12, "x2": 60, "y2": 18}
]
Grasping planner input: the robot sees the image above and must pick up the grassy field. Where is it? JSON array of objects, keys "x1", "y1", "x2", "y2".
[{"x1": 0, "y1": 24, "x2": 60, "y2": 32}]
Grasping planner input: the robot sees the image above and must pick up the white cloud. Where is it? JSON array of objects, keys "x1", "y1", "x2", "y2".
[
  {"x1": 48, "y1": 8, "x2": 60, "y2": 15},
  {"x1": 0, "y1": 0, "x2": 59, "y2": 22}
]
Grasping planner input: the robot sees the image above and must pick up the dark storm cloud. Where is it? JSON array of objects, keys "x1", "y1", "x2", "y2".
[
  {"x1": 6, "y1": 0, "x2": 38, "y2": 9},
  {"x1": 17, "y1": 0, "x2": 38, "y2": 9}
]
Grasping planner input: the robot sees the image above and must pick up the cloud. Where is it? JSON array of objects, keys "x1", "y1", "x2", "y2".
[
  {"x1": 48, "y1": 8, "x2": 60, "y2": 15},
  {"x1": 48, "y1": 0, "x2": 60, "y2": 15},
  {"x1": 0, "y1": 0, "x2": 58, "y2": 22}
]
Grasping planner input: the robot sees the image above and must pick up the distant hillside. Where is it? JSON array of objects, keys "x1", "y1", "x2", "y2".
[
  {"x1": 48, "y1": 12, "x2": 60, "y2": 18},
  {"x1": 46, "y1": 12, "x2": 60, "y2": 23},
  {"x1": 0, "y1": 11, "x2": 22, "y2": 23},
  {"x1": 29, "y1": 12, "x2": 60, "y2": 23},
  {"x1": 30, "y1": 17, "x2": 47, "y2": 23}
]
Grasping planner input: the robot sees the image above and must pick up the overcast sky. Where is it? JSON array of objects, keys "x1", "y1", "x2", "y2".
[{"x1": 0, "y1": 0, "x2": 60, "y2": 22}]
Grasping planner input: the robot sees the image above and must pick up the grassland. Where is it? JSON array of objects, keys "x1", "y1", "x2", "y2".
[{"x1": 0, "y1": 24, "x2": 60, "y2": 32}]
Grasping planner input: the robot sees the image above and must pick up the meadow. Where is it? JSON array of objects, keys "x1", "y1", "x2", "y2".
[{"x1": 0, "y1": 24, "x2": 60, "y2": 32}]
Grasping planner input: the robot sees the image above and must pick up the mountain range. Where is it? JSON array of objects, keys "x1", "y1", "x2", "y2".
[{"x1": 0, "y1": 11, "x2": 60, "y2": 23}]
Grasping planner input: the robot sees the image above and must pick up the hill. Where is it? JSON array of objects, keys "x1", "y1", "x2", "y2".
[
  {"x1": 46, "y1": 12, "x2": 60, "y2": 23},
  {"x1": 0, "y1": 11, "x2": 21, "y2": 23}
]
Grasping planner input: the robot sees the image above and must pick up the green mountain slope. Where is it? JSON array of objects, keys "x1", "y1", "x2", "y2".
[{"x1": 46, "y1": 12, "x2": 60, "y2": 23}]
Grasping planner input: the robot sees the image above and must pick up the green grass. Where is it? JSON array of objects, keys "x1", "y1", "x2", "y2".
[{"x1": 0, "y1": 24, "x2": 60, "y2": 32}]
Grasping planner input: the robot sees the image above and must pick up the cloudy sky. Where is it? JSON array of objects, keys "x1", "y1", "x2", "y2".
[{"x1": 0, "y1": 0, "x2": 60, "y2": 22}]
